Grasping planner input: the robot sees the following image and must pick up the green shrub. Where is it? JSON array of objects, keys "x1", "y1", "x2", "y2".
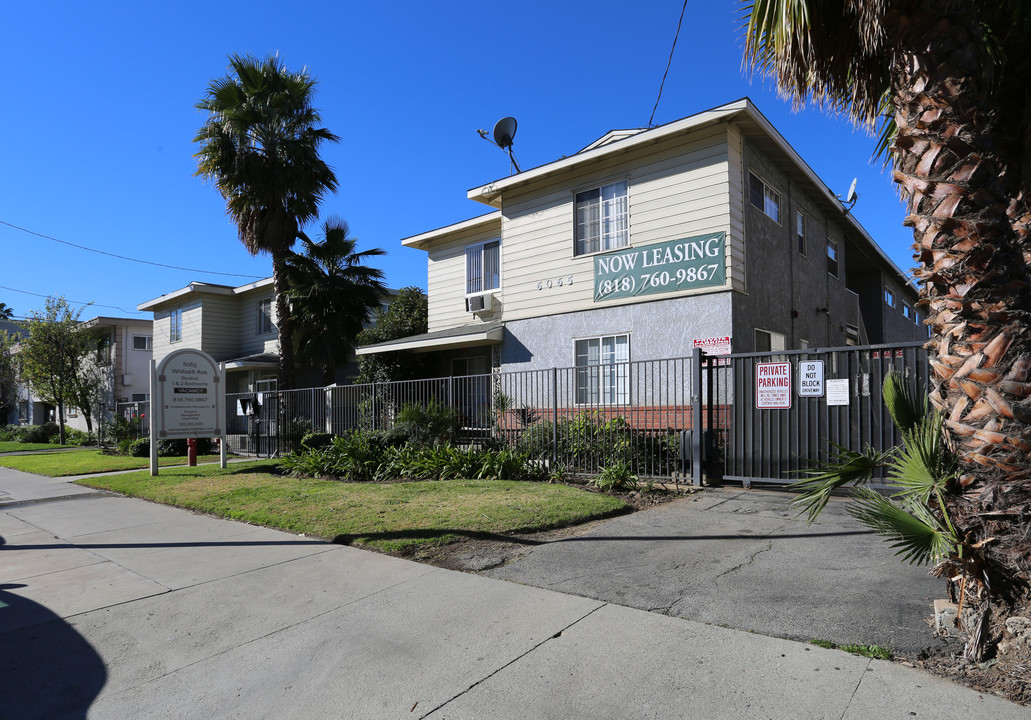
[
  {"x1": 63, "y1": 427, "x2": 96, "y2": 446},
  {"x1": 128, "y1": 438, "x2": 150, "y2": 457},
  {"x1": 23, "y1": 422, "x2": 60, "y2": 444},
  {"x1": 300, "y1": 432, "x2": 334, "y2": 451},
  {"x1": 0, "y1": 424, "x2": 31, "y2": 442},
  {"x1": 389, "y1": 400, "x2": 461, "y2": 449},
  {"x1": 110, "y1": 416, "x2": 141, "y2": 443},
  {"x1": 590, "y1": 460, "x2": 639, "y2": 492},
  {"x1": 155, "y1": 438, "x2": 214, "y2": 456}
]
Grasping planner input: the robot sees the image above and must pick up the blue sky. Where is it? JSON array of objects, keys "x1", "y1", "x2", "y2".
[{"x1": 1, "y1": 1, "x2": 914, "y2": 321}]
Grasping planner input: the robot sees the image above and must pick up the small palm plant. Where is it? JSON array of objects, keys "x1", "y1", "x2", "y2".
[{"x1": 793, "y1": 371, "x2": 994, "y2": 660}]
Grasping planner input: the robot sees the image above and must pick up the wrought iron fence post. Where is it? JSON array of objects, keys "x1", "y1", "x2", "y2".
[
  {"x1": 692, "y1": 347, "x2": 703, "y2": 487},
  {"x1": 551, "y1": 367, "x2": 559, "y2": 469}
]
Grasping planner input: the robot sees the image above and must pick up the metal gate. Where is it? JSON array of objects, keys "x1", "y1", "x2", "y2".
[{"x1": 703, "y1": 342, "x2": 930, "y2": 487}]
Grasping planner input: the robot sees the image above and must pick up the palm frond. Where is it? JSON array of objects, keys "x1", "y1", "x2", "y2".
[
  {"x1": 848, "y1": 488, "x2": 958, "y2": 565},
  {"x1": 881, "y1": 371, "x2": 926, "y2": 434},
  {"x1": 790, "y1": 443, "x2": 889, "y2": 524},
  {"x1": 887, "y1": 413, "x2": 955, "y2": 503}
]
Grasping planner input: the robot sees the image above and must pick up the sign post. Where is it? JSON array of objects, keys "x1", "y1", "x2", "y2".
[{"x1": 150, "y1": 349, "x2": 226, "y2": 476}]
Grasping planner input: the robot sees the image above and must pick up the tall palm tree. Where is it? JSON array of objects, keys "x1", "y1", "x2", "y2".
[
  {"x1": 0, "y1": 303, "x2": 14, "y2": 320},
  {"x1": 284, "y1": 218, "x2": 387, "y2": 385},
  {"x1": 194, "y1": 54, "x2": 339, "y2": 389},
  {"x1": 742, "y1": 1, "x2": 1031, "y2": 656}
]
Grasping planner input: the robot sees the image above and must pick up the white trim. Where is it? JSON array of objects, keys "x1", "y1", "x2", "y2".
[
  {"x1": 401, "y1": 211, "x2": 502, "y2": 249},
  {"x1": 355, "y1": 327, "x2": 505, "y2": 355}
]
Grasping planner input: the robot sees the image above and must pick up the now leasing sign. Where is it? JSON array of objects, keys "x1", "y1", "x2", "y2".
[{"x1": 594, "y1": 232, "x2": 726, "y2": 301}]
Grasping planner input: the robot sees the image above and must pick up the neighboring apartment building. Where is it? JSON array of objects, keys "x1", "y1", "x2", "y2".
[
  {"x1": 65, "y1": 316, "x2": 154, "y2": 433},
  {"x1": 357, "y1": 98, "x2": 927, "y2": 380},
  {"x1": 138, "y1": 278, "x2": 282, "y2": 393},
  {"x1": 138, "y1": 278, "x2": 394, "y2": 391},
  {"x1": 2, "y1": 316, "x2": 153, "y2": 431}
]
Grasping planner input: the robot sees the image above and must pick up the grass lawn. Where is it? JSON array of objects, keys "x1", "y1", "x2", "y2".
[
  {"x1": 0, "y1": 448, "x2": 224, "y2": 476},
  {"x1": 0, "y1": 442, "x2": 72, "y2": 453},
  {"x1": 74, "y1": 463, "x2": 630, "y2": 552}
]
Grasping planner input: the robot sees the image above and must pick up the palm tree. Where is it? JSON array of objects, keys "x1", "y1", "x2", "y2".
[
  {"x1": 0, "y1": 303, "x2": 14, "y2": 320},
  {"x1": 194, "y1": 54, "x2": 340, "y2": 389},
  {"x1": 742, "y1": 1, "x2": 1031, "y2": 658},
  {"x1": 284, "y1": 218, "x2": 387, "y2": 385}
]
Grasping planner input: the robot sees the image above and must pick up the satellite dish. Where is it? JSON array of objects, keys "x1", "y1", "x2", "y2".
[
  {"x1": 493, "y1": 117, "x2": 517, "y2": 150},
  {"x1": 846, "y1": 177, "x2": 858, "y2": 205}
]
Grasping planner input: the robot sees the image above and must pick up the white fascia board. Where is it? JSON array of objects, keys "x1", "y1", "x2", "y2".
[
  {"x1": 355, "y1": 326, "x2": 504, "y2": 355},
  {"x1": 466, "y1": 99, "x2": 750, "y2": 206},
  {"x1": 137, "y1": 281, "x2": 236, "y2": 311},
  {"x1": 401, "y1": 211, "x2": 502, "y2": 250},
  {"x1": 232, "y1": 277, "x2": 275, "y2": 295}
]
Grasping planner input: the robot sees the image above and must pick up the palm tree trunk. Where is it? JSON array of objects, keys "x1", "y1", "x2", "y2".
[
  {"x1": 890, "y1": 6, "x2": 1031, "y2": 588},
  {"x1": 272, "y1": 255, "x2": 296, "y2": 391}
]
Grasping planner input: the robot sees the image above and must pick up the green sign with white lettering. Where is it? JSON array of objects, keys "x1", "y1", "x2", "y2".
[{"x1": 593, "y1": 232, "x2": 726, "y2": 301}]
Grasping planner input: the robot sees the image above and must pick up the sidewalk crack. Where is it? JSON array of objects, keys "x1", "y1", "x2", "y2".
[{"x1": 418, "y1": 603, "x2": 606, "y2": 719}]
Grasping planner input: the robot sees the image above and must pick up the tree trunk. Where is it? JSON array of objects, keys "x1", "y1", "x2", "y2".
[
  {"x1": 890, "y1": 7, "x2": 1031, "y2": 595},
  {"x1": 272, "y1": 254, "x2": 296, "y2": 391}
]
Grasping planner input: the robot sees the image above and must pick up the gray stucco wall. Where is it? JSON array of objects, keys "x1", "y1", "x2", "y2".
[{"x1": 500, "y1": 291, "x2": 733, "y2": 371}]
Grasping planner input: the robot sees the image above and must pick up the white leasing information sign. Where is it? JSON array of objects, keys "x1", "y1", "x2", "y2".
[
  {"x1": 154, "y1": 349, "x2": 223, "y2": 439},
  {"x1": 756, "y1": 362, "x2": 792, "y2": 409}
]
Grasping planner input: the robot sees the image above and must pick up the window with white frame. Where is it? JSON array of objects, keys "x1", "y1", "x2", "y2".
[
  {"x1": 256, "y1": 298, "x2": 275, "y2": 335},
  {"x1": 749, "y1": 172, "x2": 781, "y2": 223},
  {"x1": 132, "y1": 335, "x2": 152, "y2": 351},
  {"x1": 754, "y1": 328, "x2": 786, "y2": 353},
  {"x1": 575, "y1": 334, "x2": 630, "y2": 404},
  {"x1": 170, "y1": 308, "x2": 182, "y2": 343},
  {"x1": 827, "y1": 238, "x2": 839, "y2": 277},
  {"x1": 465, "y1": 240, "x2": 501, "y2": 296},
  {"x1": 795, "y1": 211, "x2": 806, "y2": 255},
  {"x1": 574, "y1": 180, "x2": 629, "y2": 256},
  {"x1": 885, "y1": 288, "x2": 897, "y2": 308}
]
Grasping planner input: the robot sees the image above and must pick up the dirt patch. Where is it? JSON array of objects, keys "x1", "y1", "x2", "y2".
[{"x1": 911, "y1": 592, "x2": 1031, "y2": 706}]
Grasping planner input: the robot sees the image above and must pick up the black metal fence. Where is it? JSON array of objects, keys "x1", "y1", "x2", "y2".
[{"x1": 223, "y1": 341, "x2": 929, "y2": 486}]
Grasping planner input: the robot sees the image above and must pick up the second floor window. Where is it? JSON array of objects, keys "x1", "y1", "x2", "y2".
[
  {"x1": 885, "y1": 288, "x2": 897, "y2": 308},
  {"x1": 749, "y1": 172, "x2": 781, "y2": 223},
  {"x1": 132, "y1": 335, "x2": 152, "y2": 351},
  {"x1": 795, "y1": 211, "x2": 806, "y2": 255},
  {"x1": 827, "y1": 238, "x2": 839, "y2": 277},
  {"x1": 170, "y1": 308, "x2": 182, "y2": 342},
  {"x1": 95, "y1": 336, "x2": 112, "y2": 365},
  {"x1": 466, "y1": 240, "x2": 501, "y2": 295},
  {"x1": 575, "y1": 180, "x2": 628, "y2": 255},
  {"x1": 257, "y1": 298, "x2": 275, "y2": 335}
]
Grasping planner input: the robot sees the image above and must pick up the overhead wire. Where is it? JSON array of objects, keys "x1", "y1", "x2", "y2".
[
  {"x1": 648, "y1": 0, "x2": 690, "y2": 128},
  {"x1": 0, "y1": 219, "x2": 266, "y2": 279},
  {"x1": 0, "y1": 283, "x2": 145, "y2": 316}
]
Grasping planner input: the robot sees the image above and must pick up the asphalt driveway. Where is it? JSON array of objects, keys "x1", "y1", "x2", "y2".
[{"x1": 482, "y1": 486, "x2": 948, "y2": 658}]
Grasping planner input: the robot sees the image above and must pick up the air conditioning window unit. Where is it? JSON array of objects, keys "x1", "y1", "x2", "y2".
[{"x1": 466, "y1": 294, "x2": 493, "y2": 313}]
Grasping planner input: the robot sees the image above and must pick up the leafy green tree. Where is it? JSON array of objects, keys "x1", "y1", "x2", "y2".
[
  {"x1": 742, "y1": 0, "x2": 1031, "y2": 659},
  {"x1": 356, "y1": 287, "x2": 428, "y2": 383},
  {"x1": 0, "y1": 330, "x2": 18, "y2": 420},
  {"x1": 19, "y1": 297, "x2": 94, "y2": 444},
  {"x1": 194, "y1": 53, "x2": 340, "y2": 389},
  {"x1": 284, "y1": 218, "x2": 387, "y2": 385},
  {"x1": 70, "y1": 328, "x2": 110, "y2": 435}
]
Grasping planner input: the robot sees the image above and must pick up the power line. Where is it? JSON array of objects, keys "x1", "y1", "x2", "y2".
[
  {"x1": 0, "y1": 219, "x2": 266, "y2": 280},
  {"x1": 0, "y1": 283, "x2": 145, "y2": 316},
  {"x1": 648, "y1": 0, "x2": 689, "y2": 128}
]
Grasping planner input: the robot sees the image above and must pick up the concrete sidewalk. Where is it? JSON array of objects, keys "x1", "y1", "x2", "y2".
[{"x1": 0, "y1": 467, "x2": 1027, "y2": 719}]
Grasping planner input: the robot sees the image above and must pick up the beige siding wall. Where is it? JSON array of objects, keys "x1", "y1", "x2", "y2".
[
  {"x1": 726, "y1": 123, "x2": 747, "y2": 293},
  {"x1": 236, "y1": 290, "x2": 278, "y2": 356},
  {"x1": 498, "y1": 122, "x2": 733, "y2": 322},
  {"x1": 425, "y1": 221, "x2": 502, "y2": 332},
  {"x1": 152, "y1": 299, "x2": 203, "y2": 364}
]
